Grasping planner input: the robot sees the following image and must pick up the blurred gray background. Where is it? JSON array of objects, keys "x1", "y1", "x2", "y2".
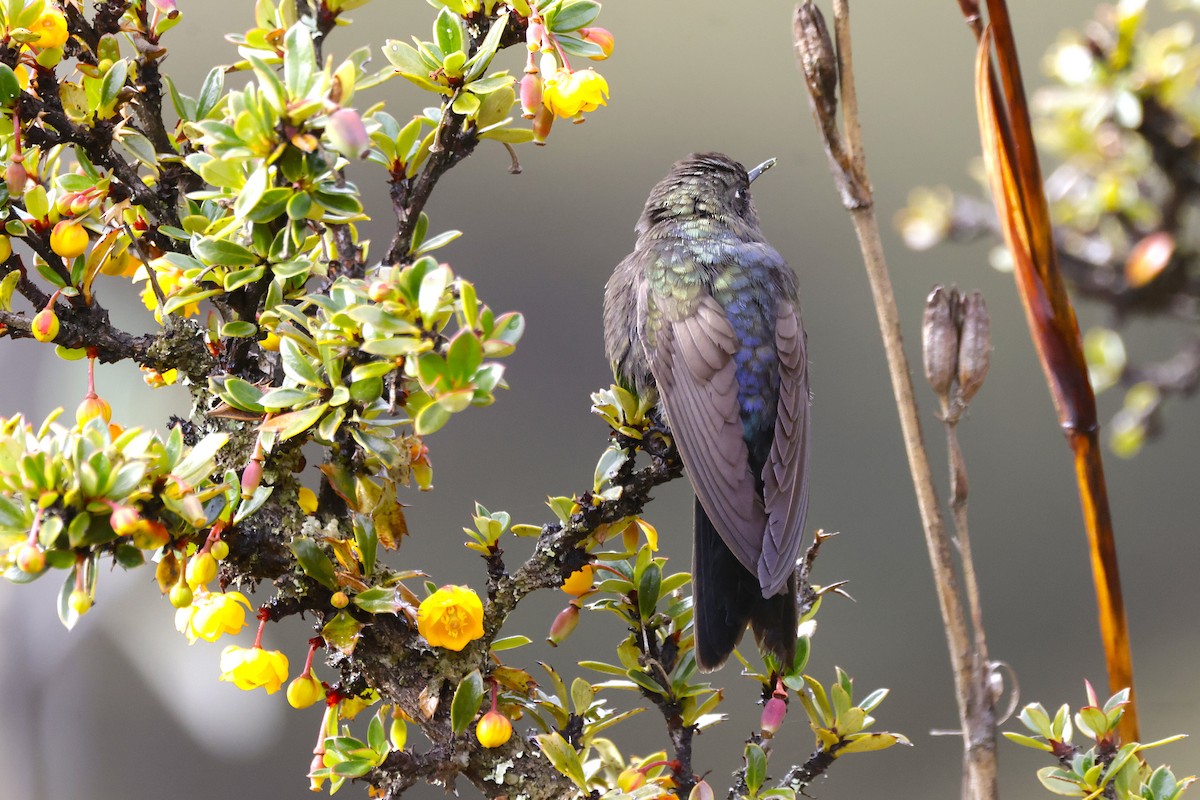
[{"x1": 2, "y1": 1, "x2": 1197, "y2": 798}]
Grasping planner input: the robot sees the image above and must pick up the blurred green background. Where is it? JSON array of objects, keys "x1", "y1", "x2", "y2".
[{"x1": 2, "y1": 1, "x2": 1198, "y2": 798}]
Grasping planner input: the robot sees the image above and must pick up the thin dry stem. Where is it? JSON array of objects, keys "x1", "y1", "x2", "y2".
[{"x1": 794, "y1": 3, "x2": 998, "y2": 797}]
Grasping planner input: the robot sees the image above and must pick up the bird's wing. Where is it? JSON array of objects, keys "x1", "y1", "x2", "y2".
[
  {"x1": 758, "y1": 300, "x2": 810, "y2": 596},
  {"x1": 643, "y1": 290, "x2": 767, "y2": 575}
]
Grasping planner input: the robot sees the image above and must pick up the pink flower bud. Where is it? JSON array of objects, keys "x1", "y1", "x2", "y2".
[
  {"x1": 519, "y1": 73, "x2": 542, "y2": 119},
  {"x1": 761, "y1": 693, "x2": 788, "y2": 736},
  {"x1": 546, "y1": 603, "x2": 579, "y2": 645},
  {"x1": 241, "y1": 459, "x2": 263, "y2": 499},
  {"x1": 532, "y1": 105, "x2": 553, "y2": 146},
  {"x1": 6, "y1": 159, "x2": 27, "y2": 197},
  {"x1": 325, "y1": 108, "x2": 370, "y2": 160},
  {"x1": 111, "y1": 503, "x2": 142, "y2": 537},
  {"x1": 579, "y1": 27, "x2": 614, "y2": 60},
  {"x1": 688, "y1": 780, "x2": 715, "y2": 800},
  {"x1": 148, "y1": 0, "x2": 179, "y2": 18},
  {"x1": 525, "y1": 20, "x2": 544, "y2": 52}
]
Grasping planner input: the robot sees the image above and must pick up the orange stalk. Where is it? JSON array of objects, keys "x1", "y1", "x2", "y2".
[{"x1": 971, "y1": 0, "x2": 1138, "y2": 743}]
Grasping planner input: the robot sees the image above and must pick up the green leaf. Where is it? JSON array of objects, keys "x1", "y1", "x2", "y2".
[
  {"x1": 434, "y1": 9, "x2": 465, "y2": 56},
  {"x1": 172, "y1": 433, "x2": 229, "y2": 486},
  {"x1": 290, "y1": 537, "x2": 337, "y2": 589},
  {"x1": 450, "y1": 670, "x2": 485, "y2": 735},
  {"x1": 490, "y1": 635, "x2": 531, "y2": 652},
  {"x1": 322, "y1": 609, "x2": 364, "y2": 656},
  {"x1": 219, "y1": 376, "x2": 266, "y2": 412},
  {"x1": 221, "y1": 320, "x2": 259, "y2": 338},
  {"x1": 99, "y1": 60, "x2": 128, "y2": 114},
  {"x1": 352, "y1": 586, "x2": 398, "y2": 614},
  {"x1": 283, "y1": 24, "x2": 316, "y2": 98},
  {"x1": 412, "y1": 228, "x2": 462, "y2": 256},
  {"x1": 191, "y1": 236, "x2": 258, "y2": 268},
  {"x1": 637, "y1": 561, "x2": 661, "y2": 620},
  {"x1": 262, "y1": 403, "x2": 328, "y2": 440},
  {"x1": 550, "y1": 0, "x2": 600, "y2": 32},
  {"x1": 744, "y1": 743, "x2": 767, "y2": 795},
  {"x1": 196, "y1": 67, "x2": 225, "y2": 118},
  {"x1": 0, "y1": 63, "x2": 21, "y2": 107},
  {"x1": 280, "y1": 336, "x2": 326, "y2": 387},
  {"x1": 331, "y1": 759, "x2": 373, "y2": 778},
  {"x1": 534, "y1": 731, "x2": 588, "y2": 792},
  {"x1": 57, "y1": 567, "x2": 82, "y2": 631},
  {"x1": 414, "y1": 401, "x2": 451, "y2": 435}
]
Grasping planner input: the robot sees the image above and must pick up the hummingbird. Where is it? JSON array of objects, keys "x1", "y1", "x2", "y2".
[{"x1": 604, "y1": 153, "x2": 810, "y2": 671}]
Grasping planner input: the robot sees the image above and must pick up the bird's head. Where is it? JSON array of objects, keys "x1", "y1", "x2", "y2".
[{"x1": 636, "y1": 152, "x2": 776, "y2": 237}]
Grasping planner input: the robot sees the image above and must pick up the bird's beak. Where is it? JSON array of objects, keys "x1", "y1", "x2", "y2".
[{"x1": 747, "y1": 158, "x2": 777, "y2": 183}]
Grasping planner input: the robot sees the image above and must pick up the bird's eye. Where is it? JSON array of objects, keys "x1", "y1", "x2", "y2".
[{"x1": 734, "y1": 188, "x2": 746, "y2": 203}]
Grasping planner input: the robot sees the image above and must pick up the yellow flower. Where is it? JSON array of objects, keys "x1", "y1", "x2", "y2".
[
  {"x1": 100, "y1": 248, "x2": 141, "y2": 277},
  {"x1": 176, "y1": 590, "x2": 251, "y2": 644},
  {"x1": 560, "y1": 564, "x2": 593, "y2": 597},
  {"x1": 219, "y1": 645, "x2": 289, "y2": 693},
  {"x1": 476, "y1": 710, "x2": 513, "y2": 748},
  {"x1": 134, "y1": 257, "x2": 199, "y2": 321},
  {"x1": 287, "y1": 669, "x2": 325, "y2": 709},
  {"x1": 542, "y1": 68, "x2": 608, "y2": 119},
  {"x1": 416, "y1": 585, "x2": 484, "y2": 651},
  {"x1": 29, "y1": 8, "x2": 69, "y2": 50}
]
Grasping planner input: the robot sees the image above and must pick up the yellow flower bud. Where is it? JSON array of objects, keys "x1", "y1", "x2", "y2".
[
  {"x1": 16, "y1": 542, "x2": 45, "y2": 573},
  {"x1": 287, "y1": 669, "x2": 325, "y2": 709},
  {"x1": 76, "y1": 394, "x2": 112, "y2": 426},
  {"x1": 559, "y1": 564, "x2": 593, "y2": 597},
  {"x1": 416, "y1": 585, "x2": 484, "y2": 651},
  {"x1": 169, "y1": 581, "x2": 194, "y2": 609},
  {"x1": 50, "y1": 220, "x2": 89, "y2": 259},
  {"x1": 330, "y1": 591, "x2": 349, "y2": 609},
  {"x1": 475, "y1": 710, "x2": 513, "y2": 748},
  {"x1": 260, "y1": 330, "x2": 280, "y2": 351},
  {"x1": 210, "y1": 539, "x2": 229, "y2": 561},
  {"x1": 0, "y1": 235, "x2": 11, "y2": 263},
  {"x1": 68, "y1": 589, "x2": 92, "y2": 616},
  {"x1": 31, "y1": 308, "x2": 60, "y2": 342},
  {"x1": 186, "y1": 551, "x2": 218, "y2": 587},
  {"x1": 618, "y1": 767, "x2": 646, "y2": 793}
]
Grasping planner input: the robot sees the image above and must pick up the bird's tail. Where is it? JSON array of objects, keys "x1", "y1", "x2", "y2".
[{"x1": 692, "y1": 498, "x2": 798, "y2": 671}]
